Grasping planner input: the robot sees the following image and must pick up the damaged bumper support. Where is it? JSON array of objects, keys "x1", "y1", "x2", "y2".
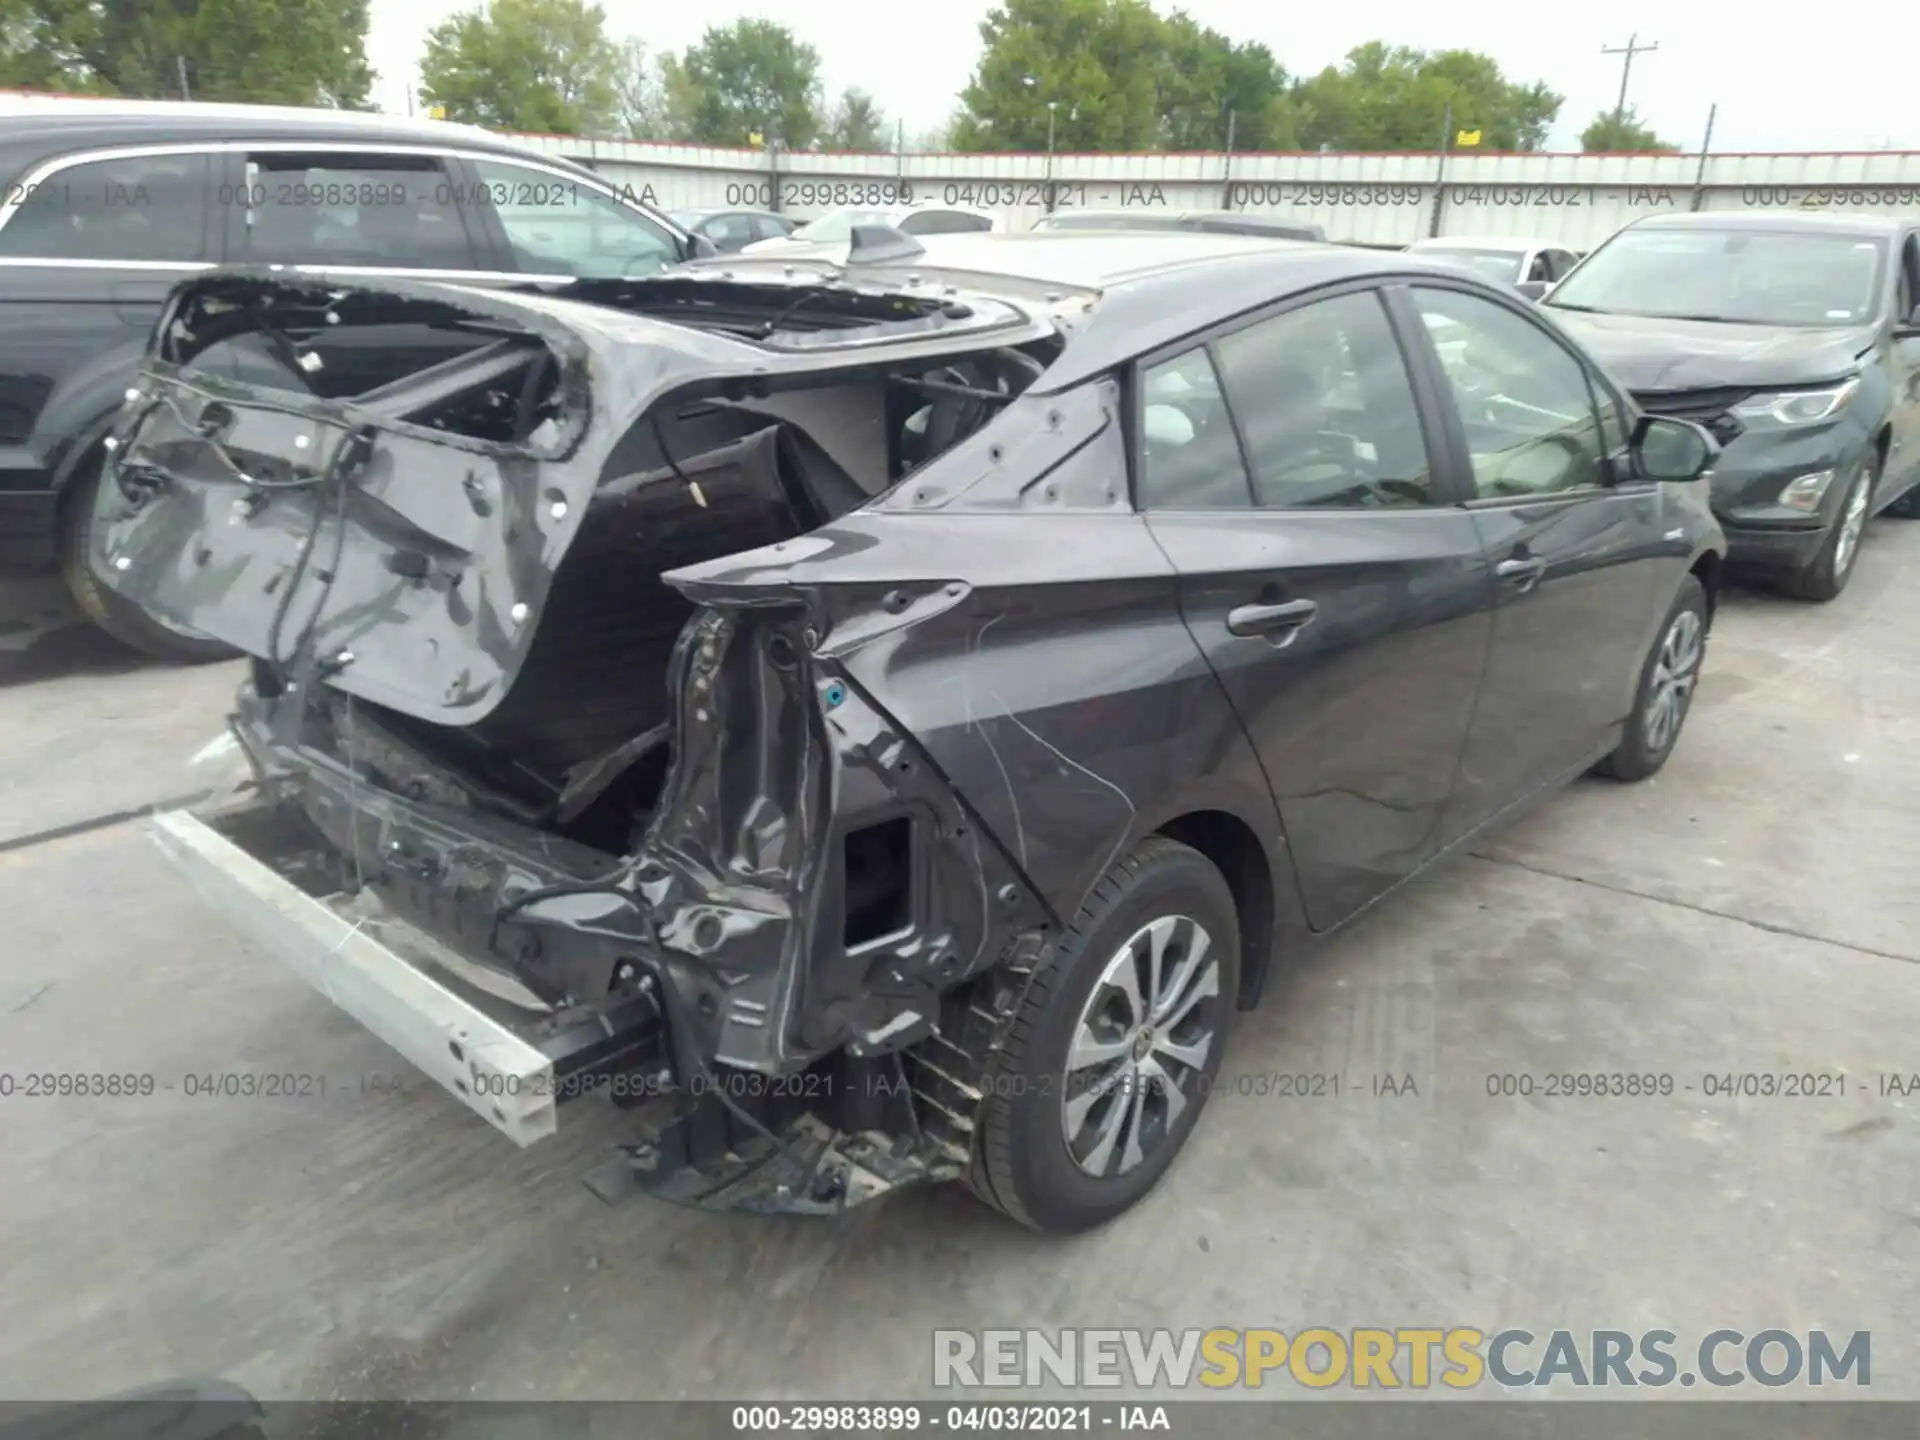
[{"x1": 146, "y1": 648, "x2": 1045, "y2": 1213}]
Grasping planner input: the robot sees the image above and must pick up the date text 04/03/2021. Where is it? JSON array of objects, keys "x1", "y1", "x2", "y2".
[{"x1": 730, "y1": 1404, "x2": 1171, "y2": 1433}]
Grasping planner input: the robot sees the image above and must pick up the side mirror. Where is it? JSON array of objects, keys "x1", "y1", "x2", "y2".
[
  {"x1": 1631, "y1": 413, "x2": 1719, "y2": 482},
  {"x1": 1896, "y1": 301, "x2": 1920, "y2": 334},
  {"x1": 1514, "y1": 279, "x2": 1549, "y2": 302},
  {"x1": 686, "y1": 233, "x2": 719, "y2": 260}
]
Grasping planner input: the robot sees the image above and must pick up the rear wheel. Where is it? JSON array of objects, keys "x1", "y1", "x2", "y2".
[
  {"x1": 966, "y1": 837, "x2": 1240, "y2": 1234},
  {"x1": 57, "y1": 455, "x2": 238, "y2": 664},
  {"x1": 1595, "y1": 575, "x2": 1707, "y2": 782},
  {"x1": 1780, "y1": 455, "x2": 1874, "y2": 602}
]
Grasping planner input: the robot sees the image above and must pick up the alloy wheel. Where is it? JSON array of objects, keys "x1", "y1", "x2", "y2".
[
  {"x1": 1834, "y1": 467, "x2": 1872, "y2": 576},
  {"x1": 1644, "y1": 607, "x2": 1704, "y2": 754},
  {"x1": 1060, "y1": 914, "x2": 1221, "y2": 1178}
]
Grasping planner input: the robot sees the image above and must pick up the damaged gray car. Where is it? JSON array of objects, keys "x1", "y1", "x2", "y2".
[{"x1": 93, "y1": 231, "x2": 1726, "y2": 1232}]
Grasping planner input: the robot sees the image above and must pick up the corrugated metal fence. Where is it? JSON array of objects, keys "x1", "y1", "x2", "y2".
[{"x1": 505, "y1": 134, "x2": 1920, "y2": 248}]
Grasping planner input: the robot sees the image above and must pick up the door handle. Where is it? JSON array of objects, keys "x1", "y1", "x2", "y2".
[
  {"x1": 1494, "y1": 556, "x2": 1546, "y2": 592},
  {"x1": 1225, "y1": 597, "x2": 1318, "y2": 639}
]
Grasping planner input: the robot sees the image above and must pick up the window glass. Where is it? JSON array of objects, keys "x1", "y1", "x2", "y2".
[
  {"x1": 1136, "y1": 347, "x2": 1252, "y2": 509},
  {"x1": 703, "y1": 213, "x2": 757, "y2": 249},
  {"x1": 1526, "y1": 252, "x2": 1553, "y2": 282},
  {"x1": 469, "y1": 158, "x2": 676, "y2": 278},
  {"x1": 1547, "y1": 227, "x2": 1884, "y2": 326},
  {"x1": 899, "y1": 210, "x2": 992, "y2": 235},
  {"x1": 754, "y1": 214, "x2": 792, "y2": 241},
  {"x1": 0, "y1": 152, "x2": 208, "y2": 261},
  {"x1": 1415, "y1": 286, "x2": 1607, "y2": 499},
  {"x1": 237, "y1": 153, "x2": 475, "y2": 269},
  {"x1": 1212, "y1": 289, "x2": 1436, "y2": 510}
]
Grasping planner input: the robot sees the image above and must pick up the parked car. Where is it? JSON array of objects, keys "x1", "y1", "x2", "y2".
[
  {"x1": 0, "y1": 94, "x2": 708, "y2": 661},
  {"x1": 1404, "y1": 236, "x2": 1580, "y2": 300},
  {"x1": 738, "y1": 203, "x2": 1000, "y2": 259},
  {"x1": 101, "y1": 231, "x2": 1723, "y2": 1233},
  {"x1": 1541, "y1": 211, "x2": 1920, "y2": 600},
  {"x1": 1032, "y1": 209, "x2": 1328, "y2": 243},
  {"x1": 667, "y1": 207, "x2": 796, "y2": 253}
]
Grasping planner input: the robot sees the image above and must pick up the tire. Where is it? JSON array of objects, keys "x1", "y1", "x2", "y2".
[
  {"x1": 1780, "y1": 454, "x2": 1875, "y2": 602},
  {"x1": 57, "y1": 454, "x2": 238, "y2": 664},
  {"x1": 966, "y1": 836, "x2": 1241, "y2": 1234},
  {"x1": 1595, "y1": 575, "x2": 1707, "y2": 783}
]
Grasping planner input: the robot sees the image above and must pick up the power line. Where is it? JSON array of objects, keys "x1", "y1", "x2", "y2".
[{"x1": 1600, "y1": 34, "x2": 1658, "y2": 128}]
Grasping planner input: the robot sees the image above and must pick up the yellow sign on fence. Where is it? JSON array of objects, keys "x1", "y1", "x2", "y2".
[{"x1": 1455, "y1": 128, "x2": 1482, "y2": 146}]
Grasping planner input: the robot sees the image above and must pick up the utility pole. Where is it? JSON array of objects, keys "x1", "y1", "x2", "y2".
[
  {"x1": 176, "y1": 56, "x2": 191, "y2": 101},
  {"x1": 1601, "y1": 34, "x2": 1658, "y2": 128}
]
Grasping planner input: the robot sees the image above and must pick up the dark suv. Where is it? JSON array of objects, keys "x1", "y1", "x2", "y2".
[
  {"x1": 1542, "y1": 211, "x2": 1920, "y2": 601},
  {"x1": 0, "y1": 95, "x2": 705, "y2": 659}
]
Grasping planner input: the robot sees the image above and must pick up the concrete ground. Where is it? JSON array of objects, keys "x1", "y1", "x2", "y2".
[{"x1": 0, "y1": 522, "x2": 1916, "y2": 1405}]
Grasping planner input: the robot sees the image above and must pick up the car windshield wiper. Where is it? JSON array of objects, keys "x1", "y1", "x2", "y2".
[{"x1": 1543, "y1": 301, "x2": 1602, "y2": 312}]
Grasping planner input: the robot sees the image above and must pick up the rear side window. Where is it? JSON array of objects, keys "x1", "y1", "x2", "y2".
[
  {"x1": 1212, "y1": 289, "x2": 1437, "y2": 510},
  {"x1": 235, "y1": 152, "x2": 478, "y2": 270},
  {"x1": 468, "y1": 158, "x2": 677, "y2": 279},
  {"x1": 0, "y1": 152, "x2": 210, "y2": 262},
  {"x1": 1136, "y1": 347, "x2": 1254, "y2": 509}
]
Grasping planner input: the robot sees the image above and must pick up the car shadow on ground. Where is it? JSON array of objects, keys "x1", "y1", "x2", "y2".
[{"x1": 0, "y1": 619, "x2": 152, "y2": 688}]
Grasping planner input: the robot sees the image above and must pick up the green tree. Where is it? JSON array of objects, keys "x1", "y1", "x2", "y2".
[
  {"x1": 1156, "y1": 13, "x2": 1293, "y2": 151},
  {"x1": 1, "y1": 0, "x2": 370, "y2": 105},
  {"x1": 1293, "y1": 42, "x2": 1561, "y2": 152},
  {"x1": 821, "y1": 86, "x2": 888, "y2": 151},
  {"x1": 953, "y1": 0, "x2": 1165, "y2": 152},
  {"x1": 419, "y1": 0, "x2": 616, "y2": 134},
  {"x1": 609, "y1": 36, "x2": 663, "y2": 140},
  {"x1": 1582, "y1": 106, "x2": 1677, "y2": 153},
  {"x1": 672, "y1": 19, "x2": 822, "y2": 148}
]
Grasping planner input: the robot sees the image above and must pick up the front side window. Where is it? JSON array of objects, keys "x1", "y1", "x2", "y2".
[
  {"x1": 468, "y1": 158, "x2": 677, "y2": 279},
  {"x1": 1212, "y1": 289, "x2": 1437, "y2": 510},
  {"x1": 0, "y1": 152, "x2": 209, "y2": 262},
  {"x1": 236, "y1": 152, "x2": 476, "y2": 269},
  {"x1": 1415, "y1": 286, "x2": 1607, "y2": 500},
  {"x1": 1547, "y1": 227, "x2": 1887, "y2": 326}
]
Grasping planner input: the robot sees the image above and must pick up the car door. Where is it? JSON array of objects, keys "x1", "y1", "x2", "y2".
[
  {"x1": 1885, "y1": 228, "x2": 1920, "y2": 500},
  {"x1": 1400, "y1": 282, "x2": 1672, "y2": 842},
  {"x1": 1138, "y1": 283, "x2": 1496, "y2": 932}
]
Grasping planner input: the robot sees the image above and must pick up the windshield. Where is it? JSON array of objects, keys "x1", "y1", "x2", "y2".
[
  {"x1": 789, "y1": 209, "x2": 900, "y2": 243},
  {"x1": 1414, "y1": 248, "x2": 1524, "y2": 283},
  {"x1": 1547, "y1": 228, "x2": 1887, "y2": 326}
]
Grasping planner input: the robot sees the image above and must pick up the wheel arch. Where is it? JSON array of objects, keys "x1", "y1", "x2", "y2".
[{"x1": 1150, "y1": 806, "x2": 1283, "y2": 1012}]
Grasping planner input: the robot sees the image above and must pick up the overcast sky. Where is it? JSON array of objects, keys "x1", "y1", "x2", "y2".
[{"x1": 367, "y1": 0, "x2": 1915, "y2": 153}]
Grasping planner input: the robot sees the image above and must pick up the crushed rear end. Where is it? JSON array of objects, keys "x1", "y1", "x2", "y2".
[{"x1": 92, "y1": 266, "x2": 1090, "y2": 1212}]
